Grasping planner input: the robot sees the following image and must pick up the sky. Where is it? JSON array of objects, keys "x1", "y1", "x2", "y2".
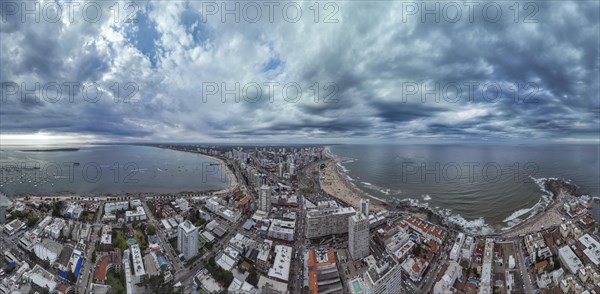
[{"x1": 1, "y1": 0, "x2": 599, "y2": 145}]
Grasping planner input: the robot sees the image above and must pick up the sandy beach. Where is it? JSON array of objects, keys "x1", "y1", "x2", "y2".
[
  {"x1": 210, "y1": 156, "x2": 239, "y2": 195},
  {"x1": 500, "y1": 191, "x2": 566, "y2": 237},
  {"x1": 319, "y1": 147, "x2": 386, "y2": 212},
  {"x1": 163, "y1": 147, "x2": 239, "y2": 195}
]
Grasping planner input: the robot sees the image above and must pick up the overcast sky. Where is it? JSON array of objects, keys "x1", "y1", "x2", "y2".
[{"x1": 1, "y1": 0, "x2": 599, "y2": 144}]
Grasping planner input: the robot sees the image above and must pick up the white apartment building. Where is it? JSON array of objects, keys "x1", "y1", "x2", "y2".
[
  {"x1": 306, "y1": 201, "x2": 356, "y2": 239},
  {"x1": 178, "y1": 220, "x2": 199, "y2": 260},
  {"x1": 558, "y1": 245, "x2": 584, "y2": 274},
  {"x1": 259, "y1": 185, "x2": 272, "y2": 213},
  {"x1": 125, "y1": 206, "x2": 147, "y2": 222},
  {"x1": 479, "y1": 238, "x2": 494, "y2": 294},
  {"x1": 206, "y1": 197, "x2": 242, "y2": 223},
  {"x1": 363, "y1": 256, "x2": 402, "y2": 294},
  {"x1": 175, "y1": 198, "x2": 189, "y2": 212},
  {"x1": 130, "y1": 244, "x2": 146, "y2": 284},
  {"x1": 267, "y1": 219, "x2": 295, "y2": 242},
  {"x1": 349, "y1": 213, "x2": 370, "y2": 260}
]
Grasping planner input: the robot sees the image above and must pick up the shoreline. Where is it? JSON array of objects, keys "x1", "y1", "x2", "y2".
[
  {"x1": 319, "y1": 146, "x2": 387, "y2": 212},
  {"x1": 499, "y1": 191, "x2": 564, "y2": 237},
  {"x1": 322, "y1": 146, "x2": 576, "y2": 237},
  {"x1": 162, "y1": 147, "x2": 239, "y2": 195},
  {"x1": 3, "y1": 147, "x2": 239, "y2": 199},
  {"x1": 208, "y1": 155, "x2": 239, "y2": 195},
  {"x1": 499, "y1": 179, "x2": 577, "y2": 237}
]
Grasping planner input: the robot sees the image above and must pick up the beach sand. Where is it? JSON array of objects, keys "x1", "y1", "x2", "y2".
[
  {"x1": 501, "y1": 191, "x2": 566, "y2": 237},
  {"x1": 319, "y1": 148, "x2": 386, "y2": 212},
  {"x1": 211, "y1": 157, "x2": 239, "y2": 195}
]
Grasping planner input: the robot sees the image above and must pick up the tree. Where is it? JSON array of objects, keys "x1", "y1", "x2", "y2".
[
  {"x1": 413, "y1": 244, "x2": 422, "y2": 256},
  {"x1": 145, "y1": 272, "x2": 164, "y2": 292},
  {"x1": 67, "y1": 271, "x2": 77, "y2": 284},
  {"x1": 26, "y1": 216, "x2": 39, "y2": 227},
  {"x1": 552, "y1": 255, "x2": 561, "y2": 270},
  {"x1": 52, "y1": 201, "x2": 63, "y2": 217},
  {"x1": 92, "y1": 251, "x2": 97, "y2": 263},
  {"x1": 146, "y1": 225, "x2": 157, "y2": 235},
  {"x1": 41, "y1": 286, "x2": 50, "y2": 294},
  {"x1": 247, "y1": 268, "x2": 259, "y2": 286},
  {"x1": 223, "y1": 271, "x2": 233, "y2": 287}
]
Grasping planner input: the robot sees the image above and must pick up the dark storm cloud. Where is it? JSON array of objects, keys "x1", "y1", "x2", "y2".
[{"x1": 371, "y1": 101, "x2": 443, "y2": 123}]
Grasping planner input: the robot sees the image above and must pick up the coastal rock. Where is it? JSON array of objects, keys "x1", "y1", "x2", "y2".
[{"x1": 544, "y1": 179, "x2": 578, "y2": 198}]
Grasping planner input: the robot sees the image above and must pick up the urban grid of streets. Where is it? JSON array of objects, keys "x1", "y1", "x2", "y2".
[{"x1": 0, "y1": 145, "x2": 599, "y2": 294}]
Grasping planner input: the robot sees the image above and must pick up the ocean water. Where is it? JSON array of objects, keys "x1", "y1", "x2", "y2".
[
  {"x1": 0, "y1": 145, "x2": 230, "y2": 196},
  {"x1": 329, "y1": 144, "x2": 600, "y2": 234}
]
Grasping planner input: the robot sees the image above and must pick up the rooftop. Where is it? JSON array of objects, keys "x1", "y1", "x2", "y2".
[
  {"x1": 404, "y1": 215, "x2": 446, "y2": 240},
  {"x1": 365, "y1": 256, "x2": 398, "y2": 285},
  {"x1": 179, "y1": 220, "x2": 197, "y2": 233},
  {"x1": 268, "y1": 245, "x2": 292, "y2": 282},
  {"x1": 307, "y1": 204, "x2": 356, "y2": 218},
  {"x1": 130, "y1": 244, "x2": 146, "y2": 277}
]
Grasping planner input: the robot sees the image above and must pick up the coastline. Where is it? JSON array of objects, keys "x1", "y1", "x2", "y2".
[
  {"x1": 163, "y1": 147, "x2": 239, "y2": 195},
  {"x1": 319, "y1": 146, "x2": 387, "y2": 212},
  {"x1": 321, "y1": 146, "x2": 577, "y2": 237},
  {"x1": 5, "y1": 147, "x2": 239, "y2": 199},
  {"x1": 210, "y1": 155, "x2": 239, "y2": 195},
  {"x1": 499, "y1": 179, "x2": 576, "y2": 237},
  {"x1": 499, "y1": 191, "x2": 564, "y2": 237}
]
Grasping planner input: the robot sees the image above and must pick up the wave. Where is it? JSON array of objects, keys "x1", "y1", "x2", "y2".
[
  {"x1": 422, "y1": 194, "x2": 431, "y2": 201},
  {"x1": 397, "y1": 198, "x2": 494, "y2": 235},
  {"x1": 502, "y1": 208, "x2": 532, "y2": 223},
  {"x1": 359, "y1": 182, "x2": 401, "y2": 196},
  {"x1": 443, "y1": 212, "x2": 494, "y2": 235},
  {"x1": 498, "y1": 176, "x2": 558, "y2": 231},
  {"x1": 336, "y1": 162, "x2": 350, "y2": 173}
]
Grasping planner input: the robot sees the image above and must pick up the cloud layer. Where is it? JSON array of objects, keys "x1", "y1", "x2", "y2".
[{"x1": 1, "y1": 0, "x2": 599, "y2": 143}]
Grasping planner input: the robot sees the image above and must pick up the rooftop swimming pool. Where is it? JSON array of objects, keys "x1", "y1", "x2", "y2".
[{"x1": 352, "y1": 280, "x2": 362, "y2": 292}]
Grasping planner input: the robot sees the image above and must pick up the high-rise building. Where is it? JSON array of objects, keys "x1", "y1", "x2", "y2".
[
  {"x1": 306, "y1": 201, "x2": 356, "y2": 239},
  {"x1": 259, "y1": 185, "x2": 272, "y2": 213},
  {"x1": 178, "y1": 220, "x2": 199, "y2": 260},
  {"x1": 0, "y1": 193, "x2": 13, "y2": 224},
  {"x1": 349, "y1": 213, "x2": 370, "y2": 260},
  {"x1": 363, "y1": 256, "x2": 402, "y2": 294},
  {"x1": 592, "y1": 197, "x2": 600, "y2": 226},
  {"x1": 0, "y1": 193, "x2": 12, "y2": 224},
  {"x1": 278, "y1": 162, "x2": 284, "y2": 177},
  {"x1": 360, "y1": 199, "x2": 370, "y2": 217}
]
